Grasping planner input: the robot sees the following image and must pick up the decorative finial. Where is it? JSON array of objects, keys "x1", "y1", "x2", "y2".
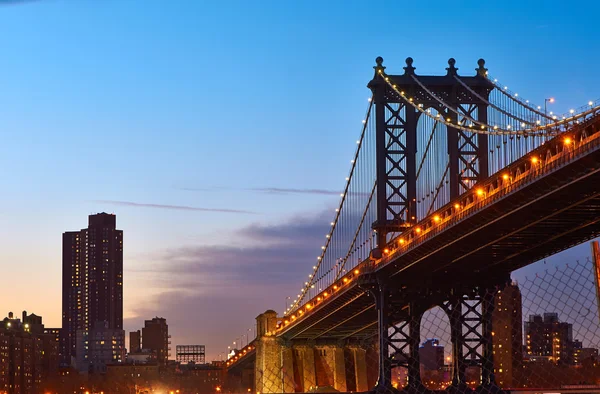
[
  {"x1": 403, "y1": 57, "x2": 415, "y2": 75},
  {"x1": 476, "y1": 58, "x2": 488, "y2": 77},
  {"x1": 374, "y1": 56, "x2": 386, "y2": 75},
  {"x1": 446, "y1": 58, "x2": 458, "y2": 76}
]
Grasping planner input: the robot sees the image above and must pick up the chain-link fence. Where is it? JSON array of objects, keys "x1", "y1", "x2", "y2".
[{"x1": 229, "y1": 254, "x2": 600, "y2": 394}]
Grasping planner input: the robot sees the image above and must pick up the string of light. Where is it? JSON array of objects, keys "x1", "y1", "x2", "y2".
[
  {"x1": 379, "y1": 69, "x2": 600, "y2": 136},
  {"x1": 286, "y1": 97, "x2": 374, "y2": 315}
]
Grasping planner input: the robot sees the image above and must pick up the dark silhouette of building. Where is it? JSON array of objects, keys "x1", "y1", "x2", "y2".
[
  {"x1": 142, "y1": 317, "x2": 169, "y2": 365},
  {"x1": 176, "y1": 345, "x2": 206, "y2": 364},
  {"x1": 572, "y1": 340, "x2": 599, "y2": 365},
  {"x1": 130, "y1": 330, "x2": 141, "y2": 353},
  {"x1": 61, "y1": 213, "x2": 123, "y2": 366},
  {"x1": 525, "y1": 313, "x2": 573, "y2": 364},
  {"x1": 419, "y1": 339, "x2": 444, "y2": 370},
  {"x1": 493, "y1": 282, "x2": 523, "y2": 387},
  {"x1": 0, "y1": 311, "x2": 59, "y2": 394}
]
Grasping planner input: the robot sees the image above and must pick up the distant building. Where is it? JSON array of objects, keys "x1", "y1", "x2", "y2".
[
  {"x1": 61, "y1": 213, "x2": 124, "y2": 366},
  {"x1": 419, "y1": 339, "x2": 444, "y2": 370},
  {"x1": 142, "y1": 317, "x2": 170, "y2": 365},
  {"x1": 493, "y1": 283, "x2": 523, "y2": 387},
  {"x1": 130, "y1": 330, "x2": 141, "y2": 353},
  {"x1": 525, "y1": 313, "x2": 573, "y2": 364},
  {"x1": 176, "y1": 345, "x2": 206, "y2": 364},
  {"x1": 572, "y1": 340, "x2": 599, "y2": 365},
  {"x1": 0, "y1": 311, "x2": 59, "y2": 394},
  {"x1": 75, "y1": 321, "x2": 125, "y2": 373}
]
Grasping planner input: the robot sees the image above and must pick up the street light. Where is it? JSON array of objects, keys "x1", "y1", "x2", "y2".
[{"x1": 544, "y1": 98, "x2": 554, "y2": 125}]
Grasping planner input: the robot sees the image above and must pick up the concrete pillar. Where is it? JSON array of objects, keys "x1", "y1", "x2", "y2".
[
  {"x1": 296, "y1": 345, "x2": 317, "y2": 392},
  {"x1": 350, "y1": 346, "x2": 369, "y2": 392},
  {"x1": 281, "y1": 345, "x2": 295, "y2": 393},
  {"x1": 255, "y1": 310, "x2": 282, "y2": 394},
  {"x1": 330, "y1": 346, "x2": 347, "y2": 392}
]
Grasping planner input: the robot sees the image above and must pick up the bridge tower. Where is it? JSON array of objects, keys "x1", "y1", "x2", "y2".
[
  {"x1": 369, "y1": 56, "x2": 493, "y2": 250},
  {"x1": 366, "y1": 57, "x2": 504, "y2": 394}
]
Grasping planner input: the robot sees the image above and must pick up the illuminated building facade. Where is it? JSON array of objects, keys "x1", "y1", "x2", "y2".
[
  {"x1": 493, "y1": 283, "x2": 523, "y2": 387},
  {"x1": 61, "y1": 213, "x2": 124, "y2": 366},
  {"x1": 176, "y1": 345, "x2": 206, "y2": 364}
]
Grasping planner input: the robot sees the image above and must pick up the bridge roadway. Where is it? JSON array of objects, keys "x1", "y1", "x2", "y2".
[{"x1": 273, "y1": 114, "x2": 600, "y2": 343}]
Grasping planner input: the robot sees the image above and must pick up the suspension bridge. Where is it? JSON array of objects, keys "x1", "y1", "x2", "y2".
[{"x1": 224, "y1": 57, "x2": 600, "y2": 394}]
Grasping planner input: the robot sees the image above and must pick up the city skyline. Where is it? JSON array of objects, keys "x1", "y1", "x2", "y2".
[{"x1": 2, "y1": 0, "x2": 600, "y2": 362}]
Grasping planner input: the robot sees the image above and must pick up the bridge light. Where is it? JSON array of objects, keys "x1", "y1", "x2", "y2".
[
  {"x1": 324, "y1": 292, "x2": 328, "y2": 296},
  {"x1": 589, "y1": 101, "x2": 594, "y2": 106},
  {"x1": 306, "y1": 304, "x2": 311, "y2": 309},
  {"x1": 350, "y1": 160, "x2": 354, "y2": 164},
  {"x1": 549, "y1": 98, "x2": 555, "y2": 103},
  {"x1": 531, "y1": 157, "x2": 538, "y2": 164},
  {"x1": 570, "y1": 109, "x2": 575, "y2": 114},
  {"x1": 434, "y1": 215, "x2": 440, "y2": 222},
  {"x1": 476, "y1": 188, "x2": 484, "y2": 196},
  {"x1": 343, "y1": 278, "x2": 349, "y2": 283},
  {"x1": 504, "y1": 86, "x2": 508, "y2": 90},
  {"x1": 401, "y1": 91, "x2": 405, "y2": 95},
  {"x1": 446, "y1": 118, "x2": 451, "y2": 122},
  {"x1": 454, "y1": 203, "x2": 460, "y2": 209},
  {"x1": 507, "y1": 125, "x2": 511, "y2": 129},
  {"x1": 354, "y1": 269, "x2": 359, "y2": 274},
  {"x1": 537, "y1": 106, "x2": 541, "y2": 110},
  {"x1": 436, "y1": 113, "x2": 440, "y2": 118},
  {"x1": 340, "y1": 193, "x2": 344, "y2": 197},
  {"x1": 415, "y1": 228, "x2": 421, "y2": 234},
  {"x1": 321, "y1": 246, "x2": 325, "y2": 250},
  {"x1": 356, "y1": 140, "x2": 360, "y2": 144},
  {"x1": 311, "y1": 285, "x2": 315, "y2": 288},
  {"x1": 368, "y1": 97, "x2": 372, "y2": 102},
  {"x1": 481, "y1": 125, "x2": 485, "y2": 129},
  {"x1": 399, "y1": 238, "x2": 405, "y2": 244},
  {"x1": 502, "y1": 174, "x2": 509, "y2": 180},
  {"x1": 284, "y1": 320, "x2": 289, "y2": 324},
  {"x1": 313, "y1": 266, "x2": 317, "y2": 269},
  {"x1": 335, "y1": 208, "x2": 339, "y2": 212},
  {"x1": 317, "y1": 297, "x2": 321, "y2": 301},
  {"x1": 536, "y1": 120, "x2": 541, "y2": 125},
  {"x1": 291, "y1": 315, "x2": 296, "y2": 320},
  {"x1": 383, "y1": 248, "x2": 390, "y2": 254},
  {"x1": 564, "y1": 138, "x2": 572, "y2": 144},
  {"x1": 317, "y1": 257, "x2": 322, "y2": 260},
  {"x1": 333, "y1": 285, "x2": 338, "y2": 290},
  {"x1": 493, "y1": 126, "x2": 498, "y2": 130},
  {"x1": 521, "y1": 123, "x2": 526, "y2": 127},
  {"x1": 514, "y1": 93, "x2": 518, "y2": 97}
]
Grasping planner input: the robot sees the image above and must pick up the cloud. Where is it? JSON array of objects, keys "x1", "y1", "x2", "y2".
[
  {"x1": 92, "y1": 200, "x2": 257, "y2": 214},
  {"x1": 125, "y1": 213, "x2": 332, "y2": 360},
  {"x1": 0, "y1": 0, "x2": 43, "y2": 5},
  {"x1": 249, "y1": 187, "x2": 340, "y2": 196},
  {"x1": 176, "y1": 186, "x2": 341, "y2": 196}
]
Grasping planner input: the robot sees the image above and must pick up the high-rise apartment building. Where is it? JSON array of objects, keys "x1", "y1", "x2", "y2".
[
  {"x1": 493, "y1": 283, "x2": 523, "y2": 388},
  {"x1": 525, "y1": 313, "x2": 573, "y2": 364},
  {"x1": 142, "y1": 318, "x2": 169, "y2": 365},
  {"x1": 61, "y1": 213, "x2": 123, "y2": 366}
]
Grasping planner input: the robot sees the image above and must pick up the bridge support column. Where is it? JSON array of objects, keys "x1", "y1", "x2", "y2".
[
  {"x1": 281, "y1": 345, "x2": 295, "y2": 393},
  {"x1": 296, "y1": 345, "x2": 317, "y2": 392},
  {"x1": 319, "y1": 345, "x2": 347, "y2": 392},
  {"x1": 444, "y1": 283, "x2": 506, "y2": 394},
  {"x1": 349, "y1": 346, "x2": 369, "y2": 392},
  {"x1": 255, "y1": 310, "x2": 283, "y2": 394}
]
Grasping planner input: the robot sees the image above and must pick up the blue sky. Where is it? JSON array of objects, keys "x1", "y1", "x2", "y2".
[{"x1": 0, "y1": 0, "x2": 599, "y2": 360}]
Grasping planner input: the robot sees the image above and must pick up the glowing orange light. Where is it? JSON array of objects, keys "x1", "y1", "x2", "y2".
[
  {"x1": 531, "y1": 157, "x2": 538, "y2": 164},
  {"x1": 502, "y1": 174, "x2": 509, "y2": 180},
  {"x1": 415, "y1": 228, "x2": 421, "y2": 233},
  {"x1": 383, "y1": 248, "x2": 390, "y2": 254},
  {"x1": 399, "y1": 238, "x2": 405, "y2": 244},
  {"x1": 324, "y1": 292, "x2": 328, "y2": 297},
  {"x1": 564, "y1": 137, "x2": 572, "y2": 144},
  {"x1": 343, "y1": 277, "x2": 348, "y2": 283},
  {"x1": 454, "y1": 203, "x2": 460, "y2": 209},
  {"x1": 291, "y1": 315, "x2": 296, "y2": 320},
  {"x1": 354, "y1": 269, "x2": 359, "y2": 274},
  {"x1": 434, "y1": 215, "x2": 440, "y2": 222},
  {"x1": 298, "y1": 310, "x2": 303, "y2": 315},
  {"x1": 284, "y1": 320, "x2": 289, "y2": 324},
  {"x1": 333, "y1": 285, "x2": 338, "y2": 290},
  {"x1": 317, "y1": 297, "x2": 321, "y2": 301},
  {"x1": 306, "y1": 304, "x2": 311, "y2": 309},
  {"x1": 476, "y1": 188, "x2": 484, "y2": 196}
]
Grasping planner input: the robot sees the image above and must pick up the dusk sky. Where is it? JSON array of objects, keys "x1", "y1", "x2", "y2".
[{"x1": 1, "y1": 0, "x2": 599, "y2": 361}]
